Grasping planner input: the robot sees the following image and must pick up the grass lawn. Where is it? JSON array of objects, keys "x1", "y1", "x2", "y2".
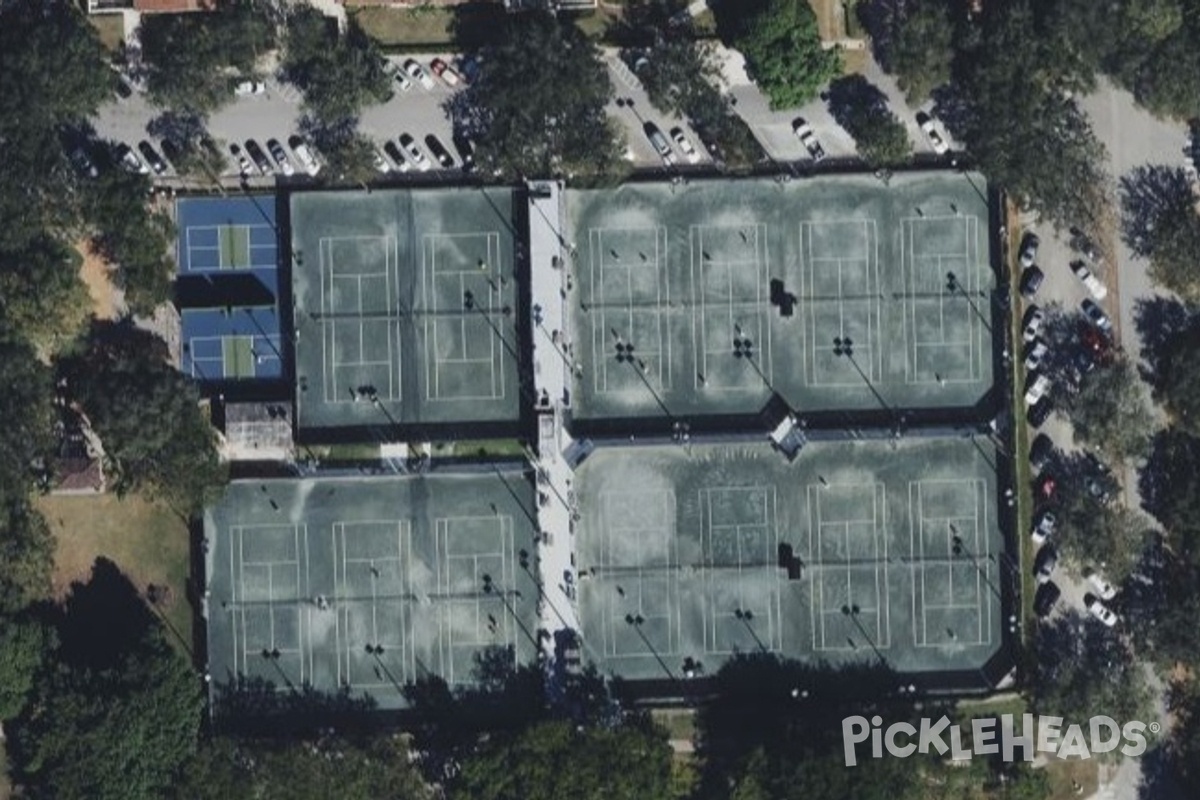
[
  {"x1": 1043, "y1": 757, "x2": 1099, "y2": 800},
  {"x1": 431, "y1": 438, "x2": 527, "y2": 458},
  {"x1": 352, "y1": 6, "x2": 456, "y2": 46},
  {"x1": 1007, "y1": 201, "x2": 1036, "y2": 645},
  {"x1": 89, "y1": 13, "x2": 124, "y2": 52},
  {"x1": 314, "y1": 442, "x2": 381, "y2": 461},
  {"x1": 36, "y1": 493, "x2": 193, "y2": 658}
]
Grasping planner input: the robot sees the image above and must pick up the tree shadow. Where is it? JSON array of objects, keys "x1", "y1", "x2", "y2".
[
  {"x1": 1119, "y1": 165, "x2": 1193, "y2": 258},
  {"x1": 856, "y1": 0, "x2": 903, "y2": 71},
  {"x1": 210, "y1": 674, "x2": 380, "y2": 737},
  {"x1": 52, "y1": 557, "x2": 159, "y2": 671},
  {"x1": 1138, "y1": 744, "x2": 1191, "y2": 799},
  {"x1": 825, "y1": 74, "x2": 889, "y2": 130},
  {"x1": 709, "y1": 0, "x2": 768, "y2": 44},
  {"x1": 1133, "y1": 296, "x2": 1199, "y2": 387},
  {"x1": 1138, "y1": 429, "x2": 1200, "y2": 531}
]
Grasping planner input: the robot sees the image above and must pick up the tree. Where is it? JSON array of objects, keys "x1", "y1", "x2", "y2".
[
  {"x1": 1053, "y1": 488, "x2": 1149, "y2": 582},
  {"x1": 1061, "y1": 355, "x2": 1155, "y2": 460},
  {"x1": 81, "y1": 168, "x2": 175, "y2": 315},
  {"x1": 300, "y1": 116, "x2": 378, "y2": 185},
  {"x1": 948, "y1": 0, "x2": 1110, "y2": 229},
  {"x1": 0, "y1": 334, "x2": 54, "y2": 498},
  {"x1": 1121, "y1": 544, "x2": 1200, "y2": 666},
  {"x1": 147, "y1": 113, "x2": 228, "y2": 185},
  {"x1": 827, "y1": 75, "x2": 913, "y2": 167},
  {"x1": 455, "y1": 12, "x2": 620, "y2": 180},
  {"x1": 9, "y1": 561, "x2": 203, "y2": 800},
  {"x1": 0, "y1": 499, "x2": 55, "y2": 616},
  {"x1": 0, "y1": 617, "x2": 52, "y2": 720},
  {"x1": 1120, "y1": 165, "x2": 1200, "y2": 301},
  {"x1": 450, "y1": 720, "x2": 674, "y2": 800},
  {"x1": 56, "y1": 322, "x2": 227, "y2": 515},
  {"x1": 888, "y1": 0, "x2": 956, "y2": 105},
  {"x1": 0, "y1": 236, "x2": 91, "y2": 350},
  {"x1": 281, "y1": 9, "x2": 391, "y2": 124},
  {"x1": 727, "y1": 0, "x2": 841, "y2": 110},
  {"x1": 1155, "y1": 328, "x2": 1200, "y2": 433},
  {"x1": 139, "y1": 2, "x2": 275, "y2": 115},
  {"x1": 1031, "y1": 611, "x2": 1150, "y2": 726},
  {"x1": 1141, "y1": 429, "x2": 1200, "y2": 563}
]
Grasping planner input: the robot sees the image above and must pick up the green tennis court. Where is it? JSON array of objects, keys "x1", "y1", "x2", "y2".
[
  {"x1": 222, "y1": 335, "x2": 256, "y2": 378},
  {"x1": 219, "y1": 225, "x2": 252, "y2": 269}
]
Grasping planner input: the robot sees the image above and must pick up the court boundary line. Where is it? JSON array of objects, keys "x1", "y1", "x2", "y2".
[
  {"x1": 229, "y1": 523, "x2": 307, "y2": 687},
  {"x1": 185, "y1": 223, "x2": 276, "y2": 272}
]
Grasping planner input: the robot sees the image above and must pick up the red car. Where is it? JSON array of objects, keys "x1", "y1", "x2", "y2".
[
  {"x1": 1036, "y1": 474, "x2": 1057, "y2": 500},
  {"x1": 430, "y1": 58, "x2": 462, "y2": 87}
]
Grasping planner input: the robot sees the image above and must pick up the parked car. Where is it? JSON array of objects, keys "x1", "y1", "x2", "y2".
[
  {"x1": 424, "y1": 135, "x2": 455, "y2": 168},
  {"x1": 244, "y1": 139, "x2": 273, "y2": 175},
  {"x1": 452, "y1": 132, "x2": 475, "y2": 172},
  {"x1": 399, "y1": 133, "x2": 431, "y2": 171},
  {"x1": 1034, "y1": 581, "x2": 1061, "y2": 617},
  {"x1": 112, "y1": 72, "x2": 133, "y2": 99},
  {"x1": 1085, "y1": 594, "x2": 1118, "y2": 627},
  {"x1": 792, "y1": 118, "x2": 826, "y2": 162},
  {"x1": 430, "y1": 57, "x2": 462, "y2": 87},
  {"x1": 1024, "y1": 373, "x2": 1051, "y2": 405},
  {"x1": 116, "y1": 143, "x2": 149, "y2": 174},
  {"x1": 382, "y1": 141, "x2": 411, "y2": 172},
  {"x1": 1071, "y1": 260, "x2": 1108, "y2": 300},
  {"x1": 916, "y1": 111, "x2": 949, "y2": 155},
  {"x1": 137, "y1": 140, "x2": 169, "y2": 175},
  {"x1": 1081, "y1": 299, "x2": 1112, "y2": 332},
  {"x1": 644, "y1": 123, "x2": 675, "y2": 165},
  {"x1": 1070, "y1": 230, "x2": 1102, "y2": 263},
  {"x1": 69, "y1": 146, "x2": 98, "y2": 178},
  {"x1": 1028, "y1": 397, "x2": 1054, "y2": 427},
  {"x1": 288, "y1": 136, "x2": 321, "y2": 176},
  {"x1": 404, "y1": 59, "x2": 435, "y2": 90},
  {"x1": 229, "y1": 143, "x2": 255, "y2": 176},
  {"x1": 1036, "y1": 473, "x2": 1057, "y2": 500},
  {"x1": 1029, "y1": 433, "x2": 1054, "y2": 472},
  {"x1": 670, "y1": 127, "x2": 700, "y2": 163},
  {"x1": 1019, "y1": 233, "x2": 1039, "y2": 268},
  {"x1": 1024, "y1": 340, "x2": 1048, "y2": 371},
  {"x1": 1020, "y1": 265, "x2": 1045, "y2": 298},
  {"x1": 1035, "y1": 545, "x2": 1058, "y2": 584},
  {"x1": 234, "y1": 80, "x2": 266, "y2": 96},
  {"x1": 373, "y1": 149, "x2": 393, "y2": 174},
  {"x1": 390, "y1": 64, "x2": 412, "y2": 92},
  {"x1": 1022, "y1": 306, "x2": 1045, "y2": 343},
  {"x1": 1085, "y1": 568, "x2": 1118, "y2": 601},
  {"x1": 266, "y1": 138, "x2": 295, "y2": 176},
  {"x1": 1031, "y1": 509, "x2": 1056, "y2": 545}
]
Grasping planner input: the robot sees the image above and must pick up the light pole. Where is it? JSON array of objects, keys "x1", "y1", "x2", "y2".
[
  {"x1": 832, "y1": 336, "x2": 896, "y2": 425},
  {"x1": 841, "y1": 604, "x2": 886, "y2": 665},
  {"x1": 624, "y1": 613, "x2": 680, "y2": 687},
  {"x1": 482, "y1": 573, "x2": 540, "y2": 651},
  {"x1": 945, "y1": 271, "x2": 992, "y2": 333},
  {"x1": 732, "y1": 324, "x2": 775, "y2": 395},
  {"x1": 612, "y1": 331, "x2": 674, "y2": 420},
  {"x1": 950, "y1": 527, "x2": 1005, "y2": 607},
  {"x1": 734, "y1": 607, "x2": 768, "y2": 653}
]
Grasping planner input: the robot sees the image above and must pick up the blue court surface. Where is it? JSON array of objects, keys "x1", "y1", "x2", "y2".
[
  {"x1": 182, "y1": 307, "x2": 284, "y2": 381},
  {"x1": 176, "y1": 196, "x2": 279, "y2": 279}
]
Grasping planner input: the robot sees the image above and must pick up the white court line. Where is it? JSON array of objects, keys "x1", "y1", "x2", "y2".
[
  {"x1": 800, "y1": 220, "x2": 876, "y2": 388},
  {"x1": 691, "y1": 224, "x2": 769, "y2": 391}
]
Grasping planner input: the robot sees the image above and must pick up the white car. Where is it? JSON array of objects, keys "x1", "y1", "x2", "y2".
[
  {"x1": 373, "y1": 149, "x2": 392, "y2": 174},
  {"x1": 1022, "y1": 306, "x2": 1045, "y2": 343},
  {"x1": 234, "y1": 80, "x2": 266, "y2": 96},
  {"x1": 1019, "y1": 233, "x2": 1039, "y2": 268},
  {"x1": 1086, "y1": 595, "x2": 1118, "y2": 627},
  {"x1": 1085, "y1": 568, "x2": 1117, "y2": 601},
  {"x1": 399, "y1": 133, "x2": 431, "y2": 171},
  {"x1": 670, "y1": 127, "x2": 700, "y2": 163},
  {"x1": 229, "y1": 143, "x2": 255, "y2": 177},
  {"x1": 917, "y1": 112, "x2": 949, "y2": 155},
  {"x1": 1024, "y1": 373, "x2": 1051, "y2": 405},
  {"x1": 404, "y1": 59, "x2": 435, "y2": 90},
  {"x1": 792, "y1": 118, "x2": 826, "y2": 162},
  {"x1": 1031, "y1": 510, "x2": 1056, "y2": 545},
  {"x1": 288, "y1": 136, "x2": 321, "y2": 176},
  {"x1": 1081, "y1": 299, "x2": 1113, "y2": 332},
  {"x1": 266, "y1": 138, "x2": 295, "y2": 177},
  {"x1": 1024, "y1": 340, "x2": 1048, "y2": 371},
  {"x1": 388, "y1": 63, "x2": 412, "y2": 92},
  {"x1": 116, "y1": 143, "x2": 149, "y2": 175},
  {"x1": 1071, "y1": 261, "x2": 1108, "y2": 300}
]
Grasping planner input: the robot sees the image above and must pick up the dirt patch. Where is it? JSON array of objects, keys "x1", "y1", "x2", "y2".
[{"x1": 75, "y1": 239, "x2": 123, "y2": 321}]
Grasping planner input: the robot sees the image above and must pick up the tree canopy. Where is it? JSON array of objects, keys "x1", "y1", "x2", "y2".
[
  {"x1": 281, "y1": 9, "x2": 391, "y2": 124},
  {"x1": 1061, "y1": 355, "x2": 1155, "y2": 460},
  {"x1": 885, "y1": 0, "x2": 956, "y2": 105},
  {"x1": 450, "y1": 720, "x2": 674, "y2": 800},
  {"x1": 1142, "y1": 429, "x2": 1200, "y2": 563},
  {"x1": 726, "y1": 0, "x2": 841, "y2": 110},
  {"x1": 56, "y1": 322, "x2": 227, "y2": 515},
  {"x1": 1120, "y1": 165, "x2": 1200, "y2": 302},
  {"x1": 457, "y1": 12, "x2": 620, "y2": 180},
  {"x1": 827, "y1": 75, "x2": 913, "y2": 167},
  {"x1": 0, "y1": 236, "x2": 91, "y2": 350},
  {"x1": 0, "y1": 616, "x2": 51, "y2": 721},
  {"x1": 139, "y1": 1, "x2": 275, "y2": 115}
]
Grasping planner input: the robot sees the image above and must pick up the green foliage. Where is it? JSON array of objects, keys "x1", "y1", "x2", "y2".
[
  {"x1": 0, "y1": 500, "x2": 55, "y2": 616},
  {"x1": 827, "y1": 75, "x2": 913, "y2": 167},
  {"x1": 302, "y1": 117, "x2": 378, "y2": 185},
  {"x1": 951, "y1": 0, "x2": 1109, "y2": 229},
  {"x1": 1142, "y1": 429, "x2": 1200, "y2": 563},
  {"x1": 0, "y1": 335, "x2": 54, "y2": 498},
  {"x1": 730, "y1": 0, "x2": 840, "y2": 110},
  {"x1": 1031, "y1": 612, "x2": 1151, "y2": 726},
  {"x1": 1123, "y1": 547, "x2": 1200, "y2": 665},
  {"x1": 57, "y1": 322, "x2": 227, "y2": 515},
  {"x1": 461, "y1": 12, "x2": 620, "y2": 180},
  {"x1": 0, "y1": 617, "x2": 52, "y2": 720},
  {"x1": 451, "y1": 720, "x2": 674, "y2": 800},
  {"x1": 888, "y1": 0, "x2": 955, "y2": 105},
  {"x1": 9, "y1": 564, "x2": 203, "y2": 800},
  {"x1": 1062, "y1": 356, "x2": 1155, "y2": 460},
  {"x1": 139, "y1": 2, "x2": 275, "y2": 115},
  {"x1": 1120, "y1": 166, "x2": 1200, "y2": 302},
  {"x1": 0, "y1": 236, "x2": 90, "y2": 350},
  {"x1": 81, "y1": 169, "x2": 175, "y2": 315},
  {"x1": 1053, "y1": 489, "x2": 1148, "y2": 582},
  {"x1": 172, "y1": 735, "x2": 432, "y2": 800},
  {"x1": 282, "y1": 9, "x2": 392, "y2": 123}
]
